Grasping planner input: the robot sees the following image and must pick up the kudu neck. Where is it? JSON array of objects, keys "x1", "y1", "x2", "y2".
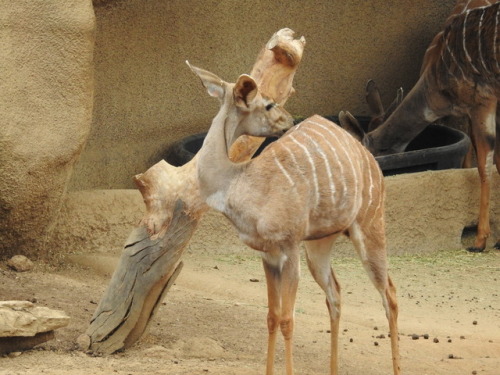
[{"x1": 197, "y1": 95, "x2": 244, "y2": 207}]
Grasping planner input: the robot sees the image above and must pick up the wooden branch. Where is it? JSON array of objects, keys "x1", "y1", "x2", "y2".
[
  {"x1": 82, "y1": 28, "x2": 305, "y2": 354},
  {"x1": 85, "y1": 200, "x2": 197, "y2": 354},
  {"x1": 229, "y1": 28, "x2": 305, "y2": 163}
]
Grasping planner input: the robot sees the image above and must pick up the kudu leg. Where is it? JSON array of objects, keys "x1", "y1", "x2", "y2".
[
  {"x1": 262, "y1": 248, "x2": 300, "y2": 375},
  {"x1": 468, "y1": 103, "x2": 497, "y2": 252},
  {"x1": 349, "y1": 222, "x2": 401, "y2": 375},
  {"x1": 495, "y1": 116, "x2": 500, "y2": 249},
  {"x1": 304, "y1": 235, "x2": 341, "y2": 375}
]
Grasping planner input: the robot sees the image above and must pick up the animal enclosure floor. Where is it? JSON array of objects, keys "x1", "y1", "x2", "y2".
[{"x1": 0, "y1": 249, "x2": 499, "y2": 375}]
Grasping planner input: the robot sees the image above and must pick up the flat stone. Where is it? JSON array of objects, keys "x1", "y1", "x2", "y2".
[
  {"x1": 0, "y1": 301, "x2": 69, "y2": 337},
  {"x1": 7, "y1": 255, "x2": 34, "y2": 272}
]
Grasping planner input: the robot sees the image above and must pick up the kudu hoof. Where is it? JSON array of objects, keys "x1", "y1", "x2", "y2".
[{"x1": 466, "y1": 246, "x2": 485, "y2": 253}]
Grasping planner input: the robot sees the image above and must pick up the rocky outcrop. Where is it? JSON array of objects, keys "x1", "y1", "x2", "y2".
[{"x1": 0, "y1": 1, "x2": 95, "y2": 259}]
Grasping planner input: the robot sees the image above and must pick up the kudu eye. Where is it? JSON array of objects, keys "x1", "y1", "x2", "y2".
[{"x1": 265, "y1": 103, "x2": 277, "y2": 111}]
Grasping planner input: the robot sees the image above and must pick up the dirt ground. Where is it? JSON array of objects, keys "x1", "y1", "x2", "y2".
[{"x1": 0, "y1": 245, "x2": 499, "y2": 375}]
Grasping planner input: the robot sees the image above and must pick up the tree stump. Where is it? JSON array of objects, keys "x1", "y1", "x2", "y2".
[{"x1": 85, "y1": 201, "x2": 196, "y2": 354}]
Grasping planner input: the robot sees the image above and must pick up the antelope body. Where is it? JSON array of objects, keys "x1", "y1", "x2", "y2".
[
  {"x1": 189, "y1": 63, "x2": 400, "y2": 375},
  {"x1": 342, "y1": 1, "x2": 500, "y2": 252}
]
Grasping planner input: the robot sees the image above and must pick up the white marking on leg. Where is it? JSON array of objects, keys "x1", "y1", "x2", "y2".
[{"x1": 261, "y1": 251, "x2": 288, "y2": 273}]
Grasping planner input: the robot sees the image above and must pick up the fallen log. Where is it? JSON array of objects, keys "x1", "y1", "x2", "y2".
[
  {"x1": 83, "y1": 28, "x2": 305, "y2": 354},
  {"x1": 85, "y1": 202, "x2": 193, "y2": 354}
]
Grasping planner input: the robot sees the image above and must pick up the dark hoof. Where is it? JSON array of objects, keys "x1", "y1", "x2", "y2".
[
  {"x1": 494, "y1": 242, "x2": 500, "y2": 250},
  {"x1": 466, "y1": 246, "x2": 485, "y2": 253}
]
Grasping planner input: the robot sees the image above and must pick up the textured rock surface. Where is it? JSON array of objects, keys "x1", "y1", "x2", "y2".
[
  {"x1": 0, "y1": 0, "x2": 95, "y2": 260},
  {"x1": 7, "y1": 255, "x2": 34, "y2": 272},
  {"x1": 0, "y1": 301, "x2": 69, "y2": 337}
]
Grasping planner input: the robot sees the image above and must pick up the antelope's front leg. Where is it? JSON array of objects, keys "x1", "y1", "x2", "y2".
[
  {"x1": 468, "y1": 101, "x2": 497, "y2": 252},
  {"x1": 262, "y1": 248, "x2": 300, "y2": 375}
]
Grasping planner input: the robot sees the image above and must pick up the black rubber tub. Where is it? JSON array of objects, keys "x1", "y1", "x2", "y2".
[{"x1": 164, "y1": 116, "x2": 471, "y2": 176}]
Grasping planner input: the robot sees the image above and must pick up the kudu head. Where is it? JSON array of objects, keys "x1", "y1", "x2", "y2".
[
  {"x1": 187, "y1": 61, "x2": 294, "y2": 145},
  {"x1": 339, "y1": 80, "x2": 404, "y2": 155}
]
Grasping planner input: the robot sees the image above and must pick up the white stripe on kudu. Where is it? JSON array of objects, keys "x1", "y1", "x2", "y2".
[
  {"x1": 301, "y1": 130, "x2": 336, "y2": 206},
  {"x1": 289, "y1": 132, "x2": 320, "y2": 208},
  {"x1": 272, "y1": 149, "x2": 294, "y2": 187},
  {"x1": 305, "y1": 125, "x2": 348, "y2": 206},
  {"x1": 311, "y1": 120, "x2": 361, "y2": 214}
]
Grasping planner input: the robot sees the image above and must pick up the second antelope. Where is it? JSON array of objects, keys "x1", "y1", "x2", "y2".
[
  {"x1": 341, "y1": 1, "x2": 500, "y2": 252},
  {"x1": 188, "y1": 62, "x2": 401, "y2": 375}
]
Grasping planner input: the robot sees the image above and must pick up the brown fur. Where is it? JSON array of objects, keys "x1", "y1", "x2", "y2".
[{"x1": 341, "y1": 1, "x2": 500, "y2": 251}]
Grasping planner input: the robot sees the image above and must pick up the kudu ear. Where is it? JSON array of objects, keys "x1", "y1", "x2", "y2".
[
  {"x1": 234, "y1": 74, "x2": 258, "y2": 108},
  {"x1": 186, "y1": 60, "x2": 225, "y2": 99},
  {"x1": 338, "y1": 111, "x2": 366, "y2": 142},
  {"x1": 365, "y1": 80, "x2": 384, "y2": 118}
]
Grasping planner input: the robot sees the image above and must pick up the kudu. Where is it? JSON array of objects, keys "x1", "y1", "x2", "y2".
[
  {"x1": 341, "y1": 2, "x2": 500, "y2": 252},
  {"x1": 189, "y1": 63, "x2": 401, "y2": 375}
]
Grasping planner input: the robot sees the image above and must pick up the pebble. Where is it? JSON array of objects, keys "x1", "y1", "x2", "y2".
[{"x1": 76, "y1": 334, "x2": 91, "y2": 351}]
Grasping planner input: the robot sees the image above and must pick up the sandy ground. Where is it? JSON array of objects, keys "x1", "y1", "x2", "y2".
[{"x1": 0, "y1": 245, "x2": 499, "y2": 375}]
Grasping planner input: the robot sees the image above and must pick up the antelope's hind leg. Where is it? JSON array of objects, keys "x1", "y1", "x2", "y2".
[
  {"x1": 304, "y1": 234, "x2": 342, "y2": 375},
  {"x1": 348, "y1": 222, "x2": 401, "y2": 375},
  {"x1": 494, "y1": 115, "x2": 500, "y2": 249},
  {"x1": 468, "y1": 101, "x2": 497, "y2": 252}
]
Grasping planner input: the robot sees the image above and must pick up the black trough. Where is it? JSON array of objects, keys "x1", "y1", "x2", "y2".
[{"x1": 164, "y1": 116, "x2": 471, "y2": 176}]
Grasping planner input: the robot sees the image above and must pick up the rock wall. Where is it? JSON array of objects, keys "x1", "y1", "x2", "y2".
[
  {"x1": 0, "y1": 1, "x2": 95, "y2": 259},
  {"x1": 50, "y1": 168, "x2": 500, "y2": 260},
  {"x1": 70, "y1": 0, "x2": 457, "y2": 189}
]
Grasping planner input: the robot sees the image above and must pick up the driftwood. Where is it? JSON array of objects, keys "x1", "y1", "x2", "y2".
[
  {"x1": 85, "y1": 202, "x2": 193, "y2": 353},
  {"x1": 83, "y1": 28, "x2": 305, "y2": 354}
]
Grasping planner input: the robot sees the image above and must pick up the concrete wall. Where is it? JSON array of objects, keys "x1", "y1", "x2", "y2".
[
  {"x1": 52, "y1": 168, "x2": 500, "y2": 260},
  {"x1": 70, "y1": 0, "x2": 457, "y2": 189}
]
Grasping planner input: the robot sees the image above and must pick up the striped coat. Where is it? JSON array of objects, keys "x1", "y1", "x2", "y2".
[
  {"x1": 225, "y1": 115, "x2": 385, "y2": 252},
  {"x1": 432, "y1": 1, "x2": 500, "y2": 93}
]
